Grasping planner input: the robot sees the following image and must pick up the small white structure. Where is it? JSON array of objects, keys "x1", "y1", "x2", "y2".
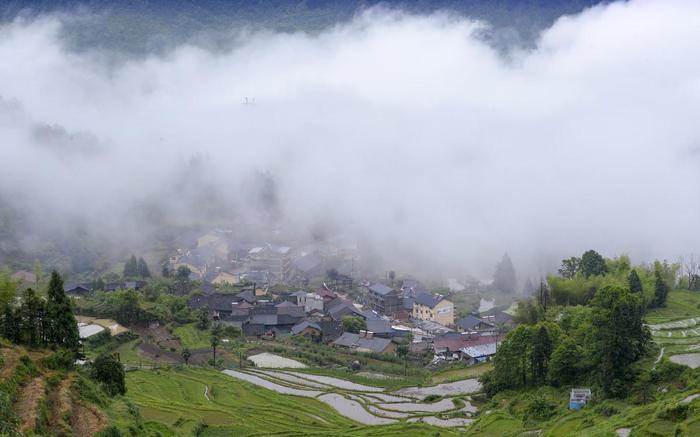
[
  {"x1": 78, "y1": 323, "x2": 105, "y2": 339},
  {"x1": 570, "y1": 388, "x2": 592, "y2": 410}
]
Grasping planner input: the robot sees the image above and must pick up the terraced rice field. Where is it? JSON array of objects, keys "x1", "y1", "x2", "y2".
[
  {"x1": 125, "y1": 367, "x2": 465, "y2": 436},
  {"x1": 649, "y1": 316, "x2": 700, "y2": 364},
  {"x1": 220, "y1": 367, "x2": 481, "y2": 429},
  {"x1": 646, "y1": 291, "x2": 700, "y2": 365}
]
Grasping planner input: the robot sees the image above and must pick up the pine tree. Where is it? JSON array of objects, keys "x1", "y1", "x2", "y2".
[
  {"x1": 123, "y1": 255, "x2": 138, "y2": 278},
  {"x1": 137, "y1": 257, "x2": 151, "y2": 278},
  {"x1": 19, "y1": 288, "x2": 44, "y2": 346},
  {"x1": 537, "y1": 279, "x2": 551, "y2": 313},
  {"x1": 1, "y1": 304, "x2": 18, "y2": 343},
  {"x1": 628, "y1": 269, "x2": 643, "y2": 294},
  {"x1": 493, "y1": 253, "x2": 517, "y2": 294},
  {"x1": 45, "y1": 271, "x2": 80, "y2": 353},
  {"x1": 530, "y1": 325, "x2": 553, "y2": 383},
  {"x1": 95, "y1": 277, "x2": 106, "y2": 291},
  {"x1": 653, "y1": 270, "x2": 669, "y2": 308}
]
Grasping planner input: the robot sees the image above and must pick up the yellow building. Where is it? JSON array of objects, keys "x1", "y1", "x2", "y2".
[{"x1": 412, "y1": 292, "x2": 454, "y2": 326}]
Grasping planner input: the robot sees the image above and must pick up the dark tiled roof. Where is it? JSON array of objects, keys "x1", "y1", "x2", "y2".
[
  {"x1": 235, "y1": 290, "x2": 256, "y2": 304},
  {"x1": 291, "y1": 320, "x2": 320, "y2": 335},
  {"x1": 326, "y1": 299, "x2": 363, "y2": 320},
  {"x1": 250, "y1": 314, "x2": 277, "y2": 325},
  {"x1": 369, "y1": 283, "x2": 394, "y2": 296},
  {"x1": 64, "y1": 283, "x2": 92, "y2": 293},
  {"x1": 333, "y1": 333, "x2": 392, "y2": 353},
  {"x1": 366, "y1": 318, "x2": 392, "y2": 335},
  {"x1": 456, "y1": 315, "x2": 484, "y2": 331},
  {"x1": 414, "y1": 292, "x2": 443, "y2": 308},
  {"x1": 480, "y1": 311, "x2": 514, "y2": 325}
]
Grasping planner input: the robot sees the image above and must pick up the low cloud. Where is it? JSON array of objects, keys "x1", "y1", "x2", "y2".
[{"x1": 1, "y1": 0, "x2": 699, "y2": 279}]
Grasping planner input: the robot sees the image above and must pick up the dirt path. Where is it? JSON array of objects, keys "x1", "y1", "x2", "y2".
[
  {"x1": 15, "y1": 377, "x2": 45, "y2": 434},
  {"x1": 71, "y1": 403, "x2": 107, "y2": 437},
  {"x1": 0, "y1": 347, "x2": 19, "y2": 378},
  {"x1": 48, "y1": 379, "x2": 73, "y2": 436}
]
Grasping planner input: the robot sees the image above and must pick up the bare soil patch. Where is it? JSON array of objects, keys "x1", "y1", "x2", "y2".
[
  {"x1": 48, "y1": 378, "x2": 73, "y2": 436},
  {"x1": 0, "y1": 346, "x2": 20, "y2": 378},
  {"x1": 71, "y1": 402, "x2": 107, "y2": 437},
  {"x1": 15, "y1": 377, "x2": 44, "y2": 434}
]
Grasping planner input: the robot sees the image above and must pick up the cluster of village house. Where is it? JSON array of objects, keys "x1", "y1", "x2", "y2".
[
  {"x1": 26, "y1": 229, "x2": 513, "y2": 363},
  {"x1": 187, "y1": 279, "x2": 513, "y2": 363},
  {"x1": 164, "y1": 230, "x2": 513, "y2": 361}
]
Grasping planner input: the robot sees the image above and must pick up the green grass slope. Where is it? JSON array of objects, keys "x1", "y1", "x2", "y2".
[{"x1": 123, "y1": 367, "x2": 456, "y2": 436}]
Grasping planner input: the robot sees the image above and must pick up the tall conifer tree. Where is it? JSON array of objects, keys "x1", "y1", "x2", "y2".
[{"x1": 45, "y1": 271, "x2": 80, "y2": 353}]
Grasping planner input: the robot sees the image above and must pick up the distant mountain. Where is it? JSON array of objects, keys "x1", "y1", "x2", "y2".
[{"x1": 1, "y1": 0, "x2": 606, "y2": 53}]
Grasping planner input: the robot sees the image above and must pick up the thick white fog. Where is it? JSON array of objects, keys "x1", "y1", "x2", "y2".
[{"x1": 1, "y1": 0, "x2": 699, "y2": 278}]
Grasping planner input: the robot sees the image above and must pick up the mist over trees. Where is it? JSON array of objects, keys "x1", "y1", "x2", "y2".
[
  {"x1": 493, "y1": 253, "x2": 517, "y2": 294},
  {"x1": 2, "y1": 1, "x2": 700, "y2": 280},
  {"x1": 0, "y1": 271, "x2": 80, "y2": 355}
]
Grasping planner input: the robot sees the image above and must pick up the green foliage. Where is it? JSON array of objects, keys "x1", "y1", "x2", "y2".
[
  {"x1": 196, "y1": 307, "x2": 210, "y2": 330},
  {"x1": 628, "y1": 269, "x2": 643, "y2": 293},
  {"x1": 652, "y1": 269, "x2": 670, "y2": 308},
  {"x1": 581, "y1": 250, "x2": 608, "y2": 278},
  {"x1": 0, "y1": 270, "x2": 16, "y2": 313},
  {"x1": 658, "y1": 403, "x2": 689, "y2": 422},
  {"x1": 176, "y1": 265, "x2": 191, "y2": 280},
  {"x1": 487, "y1": 283, "x2": 650, "y2": 400},
  {"x1": 46, "y1": 271, "x2": 81, "y2": 353},
  {"x1": 591, "y1": 285, "x2": 650, "y2": 397},
  {"x1": 74, "y1": 373, "x2": 109, "y2": 407},
  {"x1": 96, "y1": 426, "x2": 124, "y2": 437},
  {"x1": 484, "y1": 322, "x2": 562, "y2": 394},
  {"x1": 547, "y1": 337, "x2": 583, "y2": 386},
  {"x1": 123, "y1": 255, "x2": 139, "y2": 278},
  {"x1": 44, "y1": 348, "x2": 76, "y2": 371},
  {"x1": 91, "y1": 353, "x2": 127, "y2": 396},
  {"x1": 341, "y1": 315, "x2": 366, "y2": 334},
  {"x1": 558, "y1": 257, "x2": 581, "y2": 279},
  {"x1": 137, "y1": 257, "x2": 151, "y2": 278},
  {"x1": 181, "y1": 348, "x2": 191, "y2": 365},
  {"x1": 523, "y1": 394, "x2": 557, "y2": 423},
  {"x1": 0, "y1": 390, "x2": 18, "y2": 435}
]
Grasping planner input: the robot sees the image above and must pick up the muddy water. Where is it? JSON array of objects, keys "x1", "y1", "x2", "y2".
[
  {"x1": 669, "y1": 353, "x2": 700, "y2": 369},
  {"x1": 221, "y1": 370, "x2": 321, "y2": 397},
  {"x1": 318, "y1": 393, "x2": 396, "y2": 425},
  {"x1": 378, "y1": 398, "x2": 456, "y2": 412},
  {"x1": 285, "y1": 371, "x2": 384, "y2": 392},
  {"x1": 394, "y1": 379, "x2": 481, "y2": 399},
  {"x1": 253, "y1": 370, "x2": 330, "y2": 388}
]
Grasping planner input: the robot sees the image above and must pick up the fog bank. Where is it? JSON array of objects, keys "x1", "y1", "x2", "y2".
[{"x1": 1, "y1": 0, "x2": 699, "y2": 278}]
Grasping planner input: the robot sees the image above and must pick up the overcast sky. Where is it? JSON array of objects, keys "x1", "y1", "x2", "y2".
[{"x1": 1, "y1": 0, "x2": 699, "y2": 280}]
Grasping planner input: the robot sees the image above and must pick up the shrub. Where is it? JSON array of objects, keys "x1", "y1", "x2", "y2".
[
  {"x1": 96, "y1": 425, "x2": 123, "y2": 437},
  {"x1": 523, "y1": 395, "x2": 557, "y2": 423},
  {"x1": 658, "y1": 403, "x2": 689, "y2": 422},
  {"x1": 90, "y1": 354, "x2": 126, "y2": 396},
  {"x1": 44, "y1": 349, "x2": 76, "y2": 371}
]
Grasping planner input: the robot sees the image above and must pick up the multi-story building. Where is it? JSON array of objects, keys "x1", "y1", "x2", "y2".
[
  {"x1": 367, "y1": 283, "x2": 402, "y2": 316},
  {"x1": 412, "y1": 292, "x2": 454, "y2": 326}
]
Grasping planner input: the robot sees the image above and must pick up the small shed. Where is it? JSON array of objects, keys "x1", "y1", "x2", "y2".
[{"x1": 569, "y1": 388, "x2": 592, "y2": 410}]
